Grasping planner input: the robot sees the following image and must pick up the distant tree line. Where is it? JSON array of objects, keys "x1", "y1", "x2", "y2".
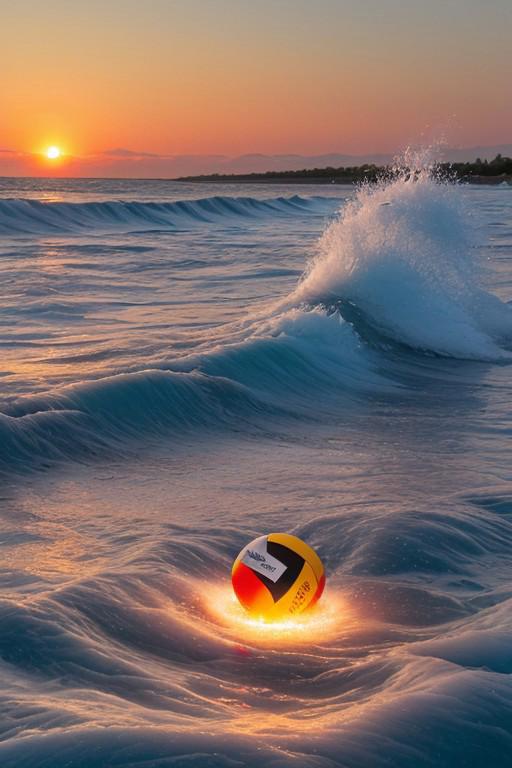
[
  {"x1": 177, "y1": 154, "x2": 512, "y2": 183},
  {"x1": 438, "y1": 154, "x2": 512, "y2": 179},
  {"x1": 177, "y1": 164, "x2": 381, "y2": 183}
]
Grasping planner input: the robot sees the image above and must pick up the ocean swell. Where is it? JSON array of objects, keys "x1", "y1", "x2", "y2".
[
  {"x1": 0, "y1": 309, "x2": 382, "y2": 473},
  {"x1": 3, "y1": 167, "x2": 512, "y2": 477},
  {"x1": 0, "y1": 194, "x2": 330, "y2": 236}
]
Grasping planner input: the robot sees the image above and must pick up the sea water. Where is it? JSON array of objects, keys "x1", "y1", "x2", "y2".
[{"x1": 0, "y1": 171, "x2": 511, "y2": 767}]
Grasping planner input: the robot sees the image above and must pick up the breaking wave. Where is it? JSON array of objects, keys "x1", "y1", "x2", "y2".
[{"x1": 292, "y1": 164, "x2": 512, "y2": 359}]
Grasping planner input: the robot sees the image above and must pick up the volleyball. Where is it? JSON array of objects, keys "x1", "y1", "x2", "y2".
[{"x1": 231, "y1": 533, "x2": 325, "y2": 621}]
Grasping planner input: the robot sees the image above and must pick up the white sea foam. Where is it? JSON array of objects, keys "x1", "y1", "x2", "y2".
[{"x1": 293, "y1": 163, "x2": 512, "y2": 358}]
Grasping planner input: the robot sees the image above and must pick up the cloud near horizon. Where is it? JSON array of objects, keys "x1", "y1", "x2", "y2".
[{"x1": 101, "y1": 148, "x2": 169, "y2": 159}]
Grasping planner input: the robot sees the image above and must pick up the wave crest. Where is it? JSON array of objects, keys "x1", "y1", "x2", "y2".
[
  {"x1": 293, "y1": 168, "x2": 512, "y2": 359},
  {"x1": 0, "y1": 194, "x2": 328, "y2": 235}
]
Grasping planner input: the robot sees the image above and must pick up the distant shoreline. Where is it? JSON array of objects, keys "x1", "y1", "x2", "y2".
[
  {"x1": 178, "y1": 177, "x2": 357, "y2": 185},
  {"x1": 176, "y1": 175, "x2": 512, "y2": 185},
  {"x1": 177, "y1": 156, "x2": 512, "y2": 186},
  {"x1": 464, "y1": 175, "x2": 512, "y2": 185}
]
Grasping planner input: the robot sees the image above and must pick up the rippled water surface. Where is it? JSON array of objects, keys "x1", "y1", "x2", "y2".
[{"x1": 0, "y1": 175, "x2": 511, "y2": 767}]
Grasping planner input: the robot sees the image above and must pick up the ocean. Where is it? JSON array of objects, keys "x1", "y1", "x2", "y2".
[{"x1": 0, "y1": 171, "x2": 511, "y2": 767}]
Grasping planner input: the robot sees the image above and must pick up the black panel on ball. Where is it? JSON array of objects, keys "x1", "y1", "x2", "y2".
[{"x1": 255, "y1": 540, "x2": 305, "y2": 603}]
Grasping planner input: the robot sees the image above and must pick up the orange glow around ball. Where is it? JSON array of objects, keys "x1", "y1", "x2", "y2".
[{"x1": 231, "y1": 533, "x2": 325, "y2": 622}]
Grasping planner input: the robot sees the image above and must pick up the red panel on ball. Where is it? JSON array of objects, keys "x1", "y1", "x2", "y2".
[{"x1": 232, "y1": 561, "x2": 272, "y2": 614}]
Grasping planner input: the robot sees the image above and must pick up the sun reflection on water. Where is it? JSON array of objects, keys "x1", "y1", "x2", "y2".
[{"x1": 205, "y1": 585, "x2": 350, "y2": 646}]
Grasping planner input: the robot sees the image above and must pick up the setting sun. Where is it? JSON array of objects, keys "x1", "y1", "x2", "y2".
[{"x1": 46, "y1": 146, "x2": 61, "y2": 160}]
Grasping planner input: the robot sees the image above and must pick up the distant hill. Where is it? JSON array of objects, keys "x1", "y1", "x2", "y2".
[
  {"x1": 195, "y1": 146, "x2": 512, "y2": 175},
  {"x1": 190, "y1": 146, "x2": 512, "y2": 175},
  {"x1": 218, "y1": 152, "x2": 393, "y2": 174},
  {"x1": 438, "y1": 144, "x2": 512, "y2": 162}
]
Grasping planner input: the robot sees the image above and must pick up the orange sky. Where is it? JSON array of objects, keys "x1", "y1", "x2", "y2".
[{"x1": 2, "y1": 0, "x2": 511, "y2": 176}]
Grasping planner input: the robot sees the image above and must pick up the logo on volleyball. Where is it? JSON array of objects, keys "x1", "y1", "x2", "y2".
[
  {"x1": 246, "y1": 549, "x2": 268, "y2": 564},
  {"x1": 232, "y1": 533, "x2": 325, "y2": 620}
]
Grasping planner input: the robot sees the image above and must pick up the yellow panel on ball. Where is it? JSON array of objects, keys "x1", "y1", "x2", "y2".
[{"x1": 231, "y1": 533, "x2": 325, "y2": 621}]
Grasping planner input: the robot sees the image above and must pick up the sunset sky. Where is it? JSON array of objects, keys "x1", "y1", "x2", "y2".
[{"x1": 2, "y1": 0, "x2": 511, "y2": 177}]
